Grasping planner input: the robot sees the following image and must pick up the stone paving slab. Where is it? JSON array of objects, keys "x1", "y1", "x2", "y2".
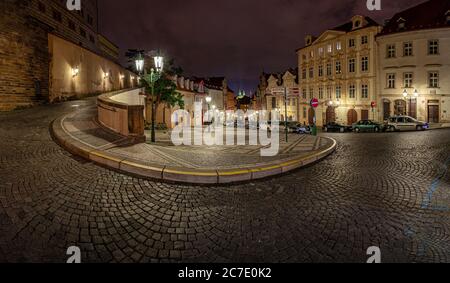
[{"x1": 51, "y1": 104, "x2": 336, "y2": 184}]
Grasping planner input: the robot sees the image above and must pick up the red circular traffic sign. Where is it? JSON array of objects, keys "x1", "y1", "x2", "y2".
[
  {"x1": 311, "y1": 98, "x2": 319, "y2": 108},
  {"x1": 371, "y1": 101, "x2": 376, "y2": 108}
]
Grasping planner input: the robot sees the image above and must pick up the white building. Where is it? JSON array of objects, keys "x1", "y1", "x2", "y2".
[{"x1": 377, "y1": 0, "x2": 450, "y2": 123}]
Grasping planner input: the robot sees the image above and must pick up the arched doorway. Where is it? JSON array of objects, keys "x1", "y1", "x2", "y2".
[
  {"x1": 308, "y1": 108, "x2": 315, "y2": 125},
  {"x1": 347, "y1": 109, "x2": 358, "y2": 125},
  {"x1": 326, "y1": 106, "x2": 336, "y2": 124},
  {"x1": 383, "y1": 99, "x2": 391, "y2": 120},
  {"x1": 394, "y1": 100, "x2": 406, "y2": 116}
]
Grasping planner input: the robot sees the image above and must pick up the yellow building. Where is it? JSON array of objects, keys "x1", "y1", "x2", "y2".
[{"x1": 297, "y1": 16, "x2": 382, "y2": 126}]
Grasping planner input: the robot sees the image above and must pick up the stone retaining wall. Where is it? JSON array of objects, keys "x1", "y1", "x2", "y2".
[{"x1": 97, "y1": 88, "x2": 145, "y2": 141}]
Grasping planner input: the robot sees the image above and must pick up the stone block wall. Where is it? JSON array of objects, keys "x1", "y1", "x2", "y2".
[{"x1": 0, "y1": 0, "x2": 49, "y2": 111}]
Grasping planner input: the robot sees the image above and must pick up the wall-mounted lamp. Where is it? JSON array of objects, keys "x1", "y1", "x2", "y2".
[
  {"x1": 103, "y1": 72, "x2": 110, "y2": 80},
  {"x1": 119, "y1": 74, "x2": 125, "y2": 80},
  {"x1": 72, "y1": 67, "x2": 79, "y2": 77}
]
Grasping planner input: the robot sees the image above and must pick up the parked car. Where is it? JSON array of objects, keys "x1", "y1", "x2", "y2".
[
  {"x1": 294, "y1": 125, "x2": 312, "y2": 134},
  {"x1": 280, "y1": 121, "x2": 301, "y2": 133},
  {"x1": 384, "y1": 116, "x2": 429, "y2": 132},
  {"x1": 323, "y1": 122, "x2": 352, "y2": 133},
  {"x1": 352, "y1": 120, "x2": 383, "y2": 133}
]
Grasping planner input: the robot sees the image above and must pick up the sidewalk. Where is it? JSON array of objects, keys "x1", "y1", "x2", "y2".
[
  {"x1": 429, "y1": 123, "x2": 450, "y2": 130},
  {"x1": 51, "y1": 103, "x2": 337, "y2": 184}
]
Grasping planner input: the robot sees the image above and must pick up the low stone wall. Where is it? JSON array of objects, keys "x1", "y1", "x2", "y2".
[{"x1": 97, "y1": 88, "x2": 146, "y2": 141}]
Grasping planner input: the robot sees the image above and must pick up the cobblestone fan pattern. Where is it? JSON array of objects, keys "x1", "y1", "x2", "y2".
[
  {"x1": 61, "y1": 104, "x2": 331, "y2": 169},
  {"x1": 0, "y1": 99, "x2": 449, "y2": 263}
]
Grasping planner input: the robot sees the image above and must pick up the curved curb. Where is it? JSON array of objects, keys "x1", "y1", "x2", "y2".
[{"x1": 51, "y1": 115, "x2": 337, "y2": 185}]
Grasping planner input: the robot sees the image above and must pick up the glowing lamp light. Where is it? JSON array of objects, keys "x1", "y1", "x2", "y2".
[
  {"x1": 154, "y1": 55, "x2": 164, "y2": 73},
  {"x1": 205, "y1": 96, "x2": 212, "y2": 103},
  {"x1": 414, "y1": 89, "x2": 419, "y2": 98},
  {"x1": 403, "y1": 89, "x2": 408, "y2": 98},
  {"x1": 72, "y1": 67, "x2": 79, "y2": 77},
  {"x1": 135, "y1": 53, "x2": 144, "y2": 73},
  {"x1": 103, "y1": 72, "x2": 110, "y2": 79}
]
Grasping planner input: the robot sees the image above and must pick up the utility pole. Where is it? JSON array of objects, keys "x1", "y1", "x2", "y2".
[{"x1": 284, "y1": 87, "x2": 288, "y2": 143}]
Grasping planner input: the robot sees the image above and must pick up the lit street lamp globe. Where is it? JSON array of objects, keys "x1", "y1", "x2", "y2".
[{"x1": 135, "y1": 53, "x2": 144, "y2": 74}]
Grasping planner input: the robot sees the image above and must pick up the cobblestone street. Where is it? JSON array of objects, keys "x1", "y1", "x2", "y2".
[{"x1": 0, "y1": 99, "x2": 449, "y2": 263}]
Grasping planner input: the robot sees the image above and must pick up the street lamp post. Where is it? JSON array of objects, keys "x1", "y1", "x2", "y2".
[
  {"x1": 205, "y1": 96, "x2": 212, "y2": 126},
  {"x1": 149, "y1": 53, "x2": 164, "y2": 143},
  {"x1": 135, "y1": 53, "x2": 144, "y2": 77}
]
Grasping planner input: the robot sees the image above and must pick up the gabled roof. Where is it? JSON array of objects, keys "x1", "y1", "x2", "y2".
[
  {"x1": 296, "y1": 16, "x2": 379, "y2": 51},
  {"x1": 379, "y1": 0, "x2": 450, "y2": 36},
  {"x1": 330, "y1": 16, "x2": 379, "y2": 33}
]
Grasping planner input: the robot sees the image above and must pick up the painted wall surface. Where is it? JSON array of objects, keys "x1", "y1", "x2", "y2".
[
  {"x1": 49, "y1": 34, "x2": 137, "y2": 102},
  {"x1": 98, "y1": 89, "x2": 145, "y2": 138},
  {"x1": 377, "y1": 28, "x2": 450, "y2": 123}
]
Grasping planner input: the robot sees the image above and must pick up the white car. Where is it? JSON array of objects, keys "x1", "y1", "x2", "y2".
[{"x1": 384, "y1": 116, "x2": 429, "y2": 132}]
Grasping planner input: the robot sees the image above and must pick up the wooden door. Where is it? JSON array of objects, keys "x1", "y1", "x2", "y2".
[
  {"x1": 326, "y1": 107, "x2": 336, "y2": 124},
  {"x1": 428, "y1": 105, "x2": 439, "y2": 123},
  {"x1": 347, "y1": 109, "x2": 358, "y2": 125},
  {"x1": 361, "y1": 110, "x2": 369, "y2": 120}
]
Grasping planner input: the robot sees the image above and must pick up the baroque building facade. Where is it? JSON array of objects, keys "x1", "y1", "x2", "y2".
[
  {"x1": 258, "y1": 69, "x2": 300, "y2": 122},
  {"x1": 376, "y1": 0, "x2": 450, "y2": 123},
  {"x1": 297, "y1": 15, "x2": 382, "y2": 127}
]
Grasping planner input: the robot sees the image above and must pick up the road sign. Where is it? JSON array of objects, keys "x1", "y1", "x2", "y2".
[
  {"x1": 271, "y1": 87, "x2": 300, "y2": 95},
  {"x1": 371, "y1": 101, "x2": 377, "y2": 108},
  {"x1": 311, "y1": 98, "x2": 319, "y2": 108}
]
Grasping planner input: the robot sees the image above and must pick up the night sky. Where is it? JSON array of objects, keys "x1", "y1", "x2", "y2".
[{"x1": 97, "y1": 0, "x2": 425, "y2": 93}]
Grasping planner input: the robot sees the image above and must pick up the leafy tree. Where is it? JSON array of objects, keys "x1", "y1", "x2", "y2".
[{"x1": 141, "y1": 57, "x2": 185, "y2": 130}]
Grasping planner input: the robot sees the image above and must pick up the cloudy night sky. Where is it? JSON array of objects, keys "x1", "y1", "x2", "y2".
[{"x1": 97, "y1": 0, "x2": 425, "y2": 93}]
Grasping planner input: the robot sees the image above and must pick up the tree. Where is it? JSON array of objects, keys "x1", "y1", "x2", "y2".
[{"x1": 141, "y1": 58, "x2": 184, "y2": 135}]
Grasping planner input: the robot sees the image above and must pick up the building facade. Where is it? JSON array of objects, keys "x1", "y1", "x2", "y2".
[
  {"x1": 148, "y1": 75, "x2": 230, "y2": 128},
  {"x1": 0, "y1": 0, "x2": 130, "y2": 111},
  {"x1": 297, "y1": 16, "x2": 381, "y2": 126},
  {"x1": 258, "y1": 69, "x2": 300, "y2": 122},
  {"x1": 376, "y1": 0, "x2": 450, "y2": 123}
]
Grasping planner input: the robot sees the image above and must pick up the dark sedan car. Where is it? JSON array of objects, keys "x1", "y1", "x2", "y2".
[{"x1": 323, "y1": 122, "x2": 352, "y2": 133}]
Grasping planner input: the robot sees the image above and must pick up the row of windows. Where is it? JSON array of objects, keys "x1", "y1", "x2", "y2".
[
  {"x1": 37, "y1": 2, "x2": 96, "y2": 44},
  {"x1": 302, "y1": 57, "x2": 369, "y2": 79},
  {"x1": 386, "y1": 72, "x2": 440, "y2": 89},
  {"x1": 302, "y1": 35, "x2": 370, "y2": 60},
  {"x1": 386, "y1": 40, "x2": 439, "y2": 58},
  {"x1": 301, "y1": 85, "x2": 370, "y2": 100}
]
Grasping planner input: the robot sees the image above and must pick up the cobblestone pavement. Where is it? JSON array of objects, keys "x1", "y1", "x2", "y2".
[
  {"x1": 60, "y1": 103, "x2": 332, "y2": 170},
  {"x1": 0, "y1": 99, "x2": 449, "y2": 263}
]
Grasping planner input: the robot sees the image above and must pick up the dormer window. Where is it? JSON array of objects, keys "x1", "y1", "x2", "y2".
[
  {"x1": 305, "y1": 35, "x2": 313, "y2": 46},
  {"x1": 397, "y1": 17, "x2": 406, "y2": 30},
  {"x1": 351, "y1": 15, "x2": 364, "y2": 30}
]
